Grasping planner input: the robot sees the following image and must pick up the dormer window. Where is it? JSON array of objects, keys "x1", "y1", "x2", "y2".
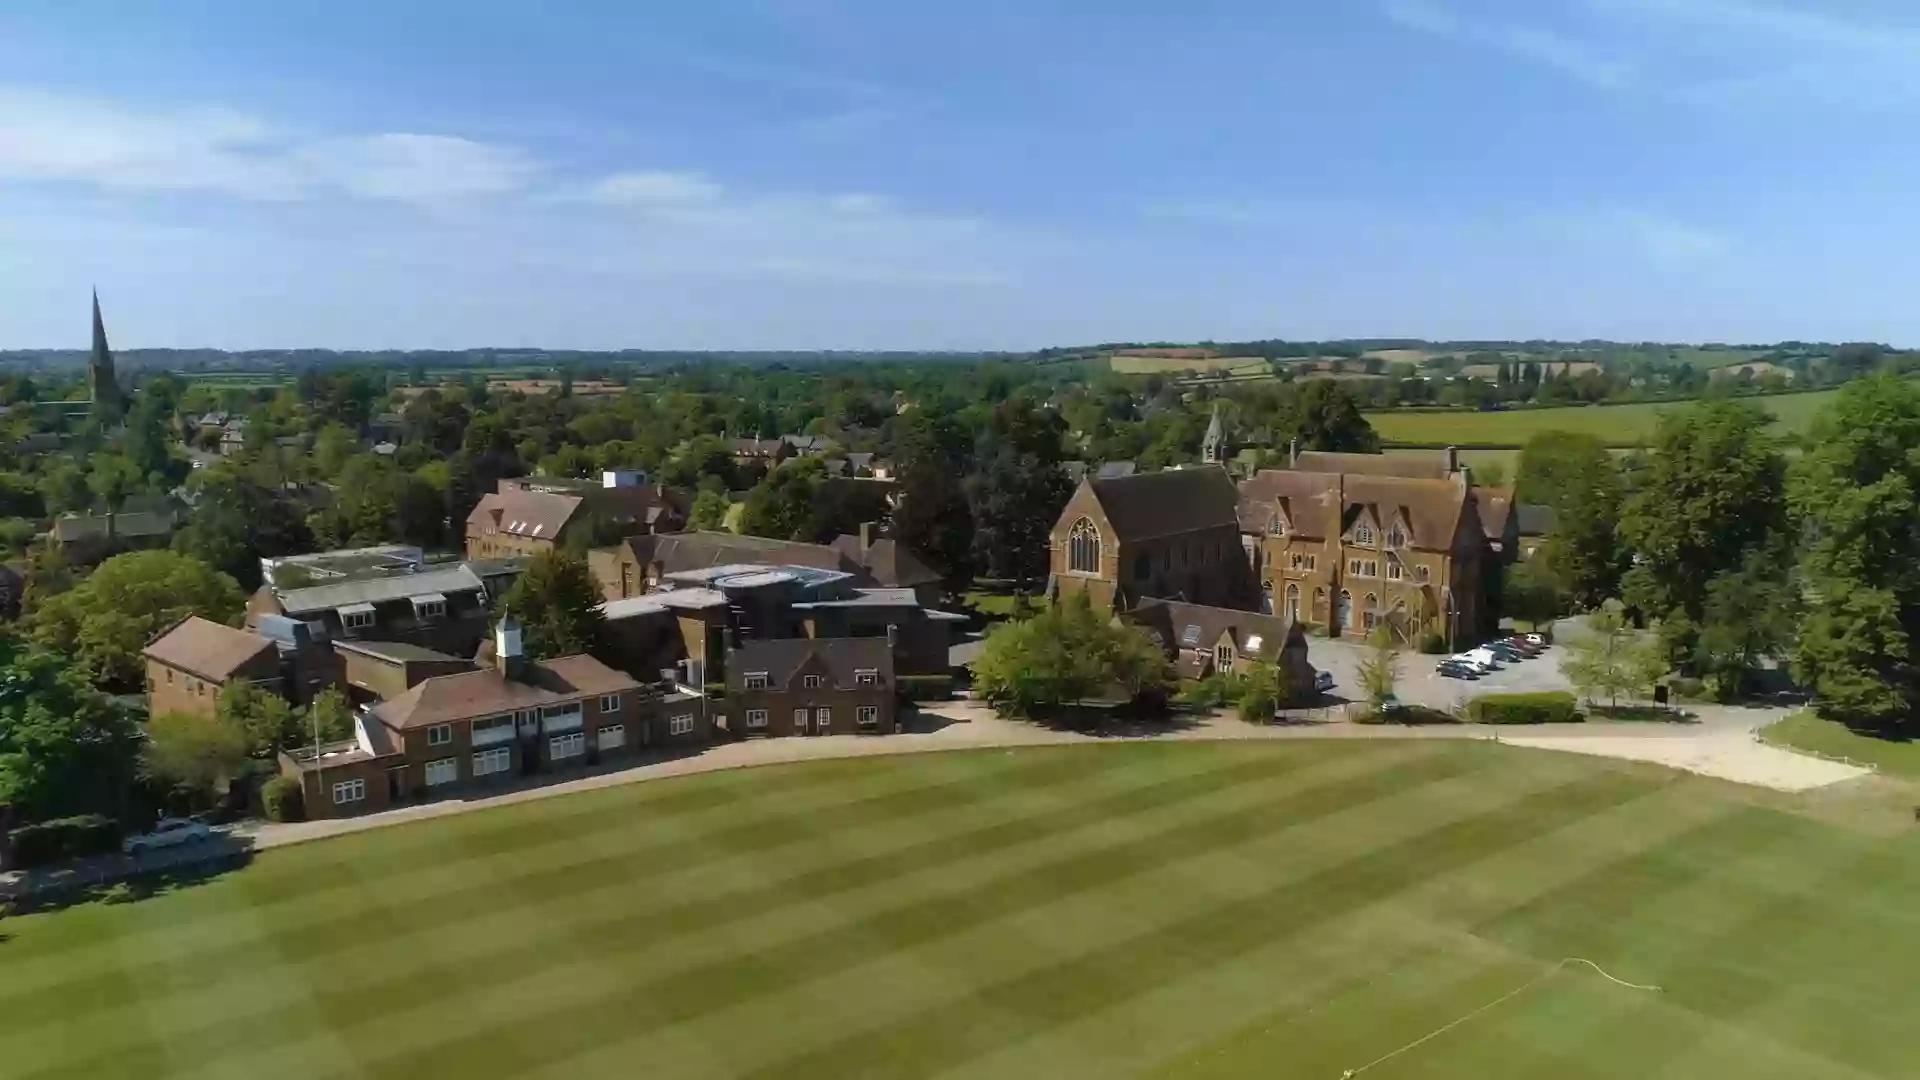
[
  {"x1": 803, "y1": 674, "x2": 825, "y2": 689},
  {"x1": 1215, "y1": 642, "x2": 1235, "y2": 668},
  {"x1": 1267, "y1": 515, "x2": 1286, "y2": 537},
  {"x1": 1354, "y1": 524, "x2": 1374, "y2": 546},
  {"x1": 411, "y1": 594, "x2": 447, "y2": 620},
  {"x1": 744, "y1": 672, "x2": 770, "y2": 690},
  {"x1": 1387, "y1": 524, "x2": 1406, "y2": 549}
]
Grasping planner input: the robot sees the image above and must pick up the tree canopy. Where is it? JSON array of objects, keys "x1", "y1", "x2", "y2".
[
  {"x1": 498, "y1": 549, "x2": 607, "y2": 661},
  {"x1": 28, "y1": 550, "x2": 245, "y2": 689},
  {"x1": 970, "y1": 596, "x2": 1172, "y2": 718}
]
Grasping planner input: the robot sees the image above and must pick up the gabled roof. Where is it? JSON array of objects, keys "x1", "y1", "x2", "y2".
[
  {"x1": 143, "y1": 616, "x2": 277, "y2": 681},
  {"x1": 372, "y1": 655, "x2": 641, "y2": 730},
  {"x1": 727, "y1": 637, "x2": 894, "y2": 689},
  {"x1": 1471, "y1": 487, "x2": 1515, "y2": 541},
  {"x1": 1238, "y1": 470, "x2": 1341, "y2": 540},
  {"x1": 466, "y1": 488, "x2": 584, "y2": 540},
  {"x1": 1083, "y1": 466, "x2": 1240, "y2": 543},
  {"x1": 1094, "y1": 460, "x2": 1138, "y2": 480},
  {"x1": 1126, "y1": 600, "x2": 1303, "y2": 665},
  {"x1": 640, "y1": 531, "x2": 866, "y2": 579},
  {"x1": 278, "y1": 564, "x2": 486, "y2": 616},
  {"x1": 829, "y1": 534, "x2": 943, "y2": 587},
  {"x1": 1291, "y1": 450, "x2": 1454, "y2": 480},
  {"x1": 1238, "y1": 470, "x2": 1471, "y2": 551}
]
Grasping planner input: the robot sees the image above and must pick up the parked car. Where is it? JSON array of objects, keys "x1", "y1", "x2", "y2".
[
  {"x1": 122, "y1": 818, "x2": 212, "y2": 856},
  {"x1": 1502, "y1": 637, "x2": 1544, "y2": 656},
  {"x1": 1486, "y1": 643, "x2": 1528, "y2": 663},
  {"x1": 1456, "y1": 649, "x2": 1501, "y2": 672},
  {"x1": 1521, "y1": 633, "x2": 1548, "y2": 648},
  {"x1": 1314, "y1": 670, "x2": 1335, "y2": 694},
  {"x1": 1447, "y1": 653, "x2": 1492, "y2": 674},
  {"x1": 1436, "y1": 661, "x2": 1480, "y2": 680}
]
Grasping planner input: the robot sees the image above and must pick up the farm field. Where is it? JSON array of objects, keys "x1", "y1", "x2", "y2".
[
  {"x1": 1109, "y1": 354, "x2": 1271, "y2": 377},
  {"x1": 3, "y1": 741, "x2": 1916, "y2": 1079},
  {"x1": 1370, "y1": 388, "x2": 1841, "y2": 447}
]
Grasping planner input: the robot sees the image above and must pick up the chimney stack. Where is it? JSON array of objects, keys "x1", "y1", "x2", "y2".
[
  {"x1": 494, "y1": 616, "x2": 527, "y2": 681},
  {"x1": 1288, "y1": 438, "x2": 1300, "y2": 468},
  {"x1": 1445, "y1": 445, "x2": 1460, "y2": 475}
]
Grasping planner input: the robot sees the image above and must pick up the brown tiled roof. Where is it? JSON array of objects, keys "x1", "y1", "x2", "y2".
[
  {"x1": 1471, "y1": 487, "x2": 1515, "y2": 541},
  {"x1": 373, "y1": 655, "x2": 640, "y2": 729},
  {"x1": 645, "y1": 531, "x2": 866, "y2": 578},
  {"x1": 1239, "y1": 470, "x2": 1472, "y2": 551},
  {"x1": 830, "y1": 535, "x2": 943, "y2": 587},
  {"x1": 1291, "y1": 450, "x2": 1453, "y2": 480},
  {"x1": 1126, "y1": 600, "x2": 1304, "y2": 664},
  {"x1": 1086, "y1": 466, "x2": 1240, "y2": 543},
  {"x1": 466, "y1": 489, "x2": 583, "y2": 540},
  {"x1": 143, "y1": 616, "x2": 277, "y2": 681},
  {"x1": 727, "y1": 637, "x2": 894, "y2": 690}
]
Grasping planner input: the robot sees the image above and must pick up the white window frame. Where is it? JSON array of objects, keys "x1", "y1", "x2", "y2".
[
  {"x1": 597, "y1": 724, "x2": 626, "y2": 750},
  {"x1": 668, "y1": 715, "x2": 694, "y2": 736},
  {"x1": 427, "y1": 724, "x2": 452, "y2": 746},
  {"x1": 857, "y1": 705, "x2": 879, "y2": 728},
  {"x1": 1415, "y1": 565, "x2": 1432, "y2": 584},
  {"x1": 414, "y1": 599, "x2": 446, "y2": 620},
  {"x1": 1354, "y1": 524, "x2": 1374, "y2": 546},
  {"x1": 1387, "y1": 558, "x2": 1403, "y2": 581},
  {"x1": 1066, "y1": 517, "x2": 1102, "y2": 575},
  {"x1": 744, "y1": 672, "x2": 770, "y2": 690},
  {"x1": 793, "y1": 707, "x2": 809, "y2": 731},
  {"x1": 473, "y1": 746, "x2": 512, "y2": 777},
  {"x1": 1215, "y1": 643, "x2": 1235, "y2": 668},
  {"x1": 854, "y1": 669, "x2": 878, "y2": 687},
  {"x1": 745, "y1": 709, "x2": 768, "y2": 729},
  {"x1": 1388, "y1": 524, "x2": 1406, "y2": 549},
  {"x1": 549, "y1": 731, "x2": 586, "y2": 760},
  {"x1": 332, "y1": 779, "x2": 366, "y2": 804},
  {"x1": 802, "y1": 673, "x2": 825, "y2": 689},
  {"x1": 599, "y1": 693, "x2": 621, "y2": 713},
  {"x1": 815, "y1": 707, "x2": 831, "y2": 732},
  {"x1": 341, "y1": 609, "x2": 376, "y2": 631},
  {"x1": 424, "y1": 758, "x2": 459, "y2": 787}
]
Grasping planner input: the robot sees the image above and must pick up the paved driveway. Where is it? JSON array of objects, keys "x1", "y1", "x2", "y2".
[{"x1": 1306, "y1": 636, "x2": 1574, "y2": 711}]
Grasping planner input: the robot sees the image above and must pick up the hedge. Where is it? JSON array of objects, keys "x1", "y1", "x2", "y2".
[
  {"x1": 1467, "y1": 691, "x2": 1580, "y2": 725},
  {"x1": 261, "y1": 776, "x2": 306, "y2": 823},
  {"x1": 896, "y1": 674, "x2": 954, "y2": 702},
  {"x1": 8, "y1": 814, "x2": 123, "y2": 868}
]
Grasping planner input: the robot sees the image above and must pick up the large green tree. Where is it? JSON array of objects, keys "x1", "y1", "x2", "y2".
[
  {"x1": 1790, "y1": 375, "x2": 1920, "y2": 727},
  {"x1": 1619, "y1": 401, "x2": 1788, "y2": 625},
  {"x1": 1518, "y1": 431, "x2": 1626, "y2": 609},
  {"x1": 971, "y1": 595, "x2": 1172, "y2": 717},
  {"x1": 144, "y1": 710, "x2": 254, "y2": 804},
  {"x1": 498, "y1": 549, "x2": 607, "y2": 661},
  {"x1": 0, "y1": 639, "x2": 143, "y2": 824},
  {"x1": 28, "y1": 550, "x2": 245, "y2": 689},
  {"x1": 173, "y1": 471, "x2": 317, "y2": 589}
]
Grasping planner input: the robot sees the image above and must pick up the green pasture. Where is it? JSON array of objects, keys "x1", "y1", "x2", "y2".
[{"x1": 1370, "y1": 388, "x2": 1840, "y2": 447}]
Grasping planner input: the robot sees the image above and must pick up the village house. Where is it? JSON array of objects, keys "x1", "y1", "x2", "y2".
[
  {"x1": 720, "y1": 636, "x2": 896, "y2": 738},
  {"x1": 1123, "y1": 599, "x2": 1316, "y2": 691},
  {"x1": 1047, "y1": 465, "x2": 1255, "y2": 612},
  {"x1": 143, "y1": 616, "x2": 283, "y2": 720},
  {"x1": 278, "y1": 619, "x2": 682, "y2": 820},
  {"x1": 465, "y1": 473, "x2": 688, "y2": 561}
]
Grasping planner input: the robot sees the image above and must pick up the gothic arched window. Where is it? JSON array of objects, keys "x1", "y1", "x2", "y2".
[{"x1": 1068, "y1": 518, "x2": 1102, "y2": 574}]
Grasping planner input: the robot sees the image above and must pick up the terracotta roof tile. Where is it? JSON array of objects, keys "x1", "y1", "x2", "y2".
[
  {"x1": 143, "y1": 617, "x2": 277, "y2": 681},
  {"x1": 372, "y1": 655, "x2": 642, "y2": 730}
]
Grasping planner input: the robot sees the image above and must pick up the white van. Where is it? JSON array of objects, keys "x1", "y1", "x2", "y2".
[{"x1": 1453, "y1": 649, "x2": 1501, "y2": 672}]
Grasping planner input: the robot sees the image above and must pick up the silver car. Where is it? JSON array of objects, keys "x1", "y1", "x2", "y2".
[{"x1": 122, "y1": 818, "x2": 212, "y2": 855}]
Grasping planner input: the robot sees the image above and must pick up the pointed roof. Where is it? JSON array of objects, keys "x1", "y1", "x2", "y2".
[
  {"x1": 1085, "y1": 466, "x2": 1241, "y2": 543},
  {"x1": 88, "y1": 289, "x2": 124, "y2": 417}
]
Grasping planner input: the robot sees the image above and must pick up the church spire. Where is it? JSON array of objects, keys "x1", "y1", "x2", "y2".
[
  {"x1": 88, "y1": 289, "x2": 125, "y2": 423},
  {"x1": 1201, "y1": 400, "x2": 1227, "y2": 465}
]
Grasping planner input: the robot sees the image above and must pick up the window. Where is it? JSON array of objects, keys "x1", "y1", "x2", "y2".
[
  {"x1": 597, "y1": 725, "x2": 626, "y2": 750},
  {"x1": 1354, "y1": 524, "x2": 1374, "y2": 546},
  {"x1": 815, "y1": 707, "x2": 831, "y2": 732},
  {"x1": 425, "y1": 758, "x2": 459, "y2": 787},
  {"x1": 1304, "y1": 555, "x2": 1317, "y2": 571},
  {"x1": 857, "y1": 706, "x2": 879, "y2": 728},
  {"x1": 1348, "y1": 559, "x2": 1363, "y2": 577},
  {"x1": 341, "y1": 608, "x2": 376, "y2": 631},
  {"x1": 1215, "y1": 643, "x2": 1235, "y2": 669},
  {"x1": 1364, "y1": 561, "x2": 1378, "y2": 577},
  {"x1": 1363, "y1": 594, "x2": 1380, "y2": 632},
  {"x1": 803, "y1": 674, "x2": 825, "y2": 689},
  {"x1": 599, "y1": 694, "x2": 621, "y2": 713},
  {"x1": 1067, "y1": 517, "x2": 1101, "y2": 574},
  {"x1": 332, "y1": 779, "x2": 365, "y2": 804},
  {"x1": 1415, "y1": 565, "x2": 1432, "y2": 584},
  {"x1": 1285, "y1": 583, "x2": 1301, "y2": 621},
  {"x1": 549, "y1": 732, "x2": 586, "y2": 760},
  {"x1": 1387, "y1": 559, "x2": 1403, "y2": 581},
  {"x1": 1387, "y1": 524, "x2": 1406, "y2": 549},
  {"x1": 165, "y1": 668, "x2": 173, "y2": 683},
  {"x1": 1267, "y1": 515, "x2": 1286, "y2": 537},
  {"x1": 854, "y1": 669, "x2": 878, "y2": 687},
  {"x1": 793, "y1": 708, "x2": 810, "y2": 731},
  {"x1": 1290, "y1": 553, "x2": 1305, "y2": 570},
  {"x1": 668, "y1": 715, "x2": 695, "y2": 736},
  {"x1": 746, "y1": 709, "x2": 768, "y2": 729},
  {"x1": 473, "y1": 747, "x2": 512, "y2": 777},
  {"x1": 744, "y1": 672, "x2": 770, "y2": 690},
  {"x1": 472, "y1": 715, "x2": 514, "y2": 746},
  {"x1": 1337, "y1": 590, "x2": 1353, "y2": 628},
  {"x1": 413, "y1": 599, "x2": 446, "y2": 620},
  {"x1": 427, "y1": 724, "x2": 452, "y2": 746}
]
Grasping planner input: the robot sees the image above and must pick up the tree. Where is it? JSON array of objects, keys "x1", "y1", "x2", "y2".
[
  {"x1": 0, "y1": 640, "x2": 143, "y2": 823},
  {"x1": 497, "y1": 549, "x2": 606, "y2": 661},
  {"x1": 216, "y1": 680, "x2": 297, "y2": 756},
  {"x1": 301, "y1": 686, "x2": 356, "y2": 748},
  {"x1": 687, "y1": 488, "x2": 731, "y2": 532},
  {"x1": 1789, "y1": 375, "x2": 1920, "y2": 727},
  {"x1": 739, "y1": 458, "x2": 827, "y2": 541},
  {"x1": 28, "y1": 550, "x2": 245, "y2": 689},
  {"x1": 966, "y1": 403, "x2": 1071, "y2": 587},
  {"x1": 144, "y1": 710, "x2": 254, "y2": 803},
  {"x1": 1235, "y1": 661, "x2": 1298, "y2": 724},
  {"x1": 1619, "y1": 401, "x2": 1787, "y2": 624},
  {"x1": 1502, "y1": 554, "x2": 1565, "y2": 629},
  {"x1": 1559, "y1": 600, "x2": 1665, "y2": 709},
  {"x1": 1694, "y1": 555, "x2": 1797, "y2": 700},
  {"x1": 1356, "y1": 627, "x2": 1400, "y2": 706},
  {"x1": 970, "y1": 595, "x2": 1172, "y2": 718},
  {"x1": 173, "y1": 472, "x2": 316, "y2": 589},
  {"x1": 1518, "y1": 431, "x2": 1626, "y2": 609},
  {"x1": 1286, "y1": 380, "x2": 1379, "y2": 453}
]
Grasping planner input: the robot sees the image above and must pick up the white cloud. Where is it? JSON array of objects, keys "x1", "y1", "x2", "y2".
[
  {"x1": 1384, "y1": 2, "x2": 1638, "y2": 90},
  {"x1": 0, "y1": 87, "x2": 535, "y2": 204},
  {"x1": 579, "y1": 170, "x2": 723, "y2": 206}
]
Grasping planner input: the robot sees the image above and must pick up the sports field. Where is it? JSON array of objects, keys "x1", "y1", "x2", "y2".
[
  {"x1": 3, "y1": 741, "x2": 1916, "y2": 1079},
  {"x1": 1369, "y1": 388, "x2": 1840, "y2": 446}
]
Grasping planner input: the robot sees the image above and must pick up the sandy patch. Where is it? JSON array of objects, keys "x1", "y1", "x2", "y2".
[{"x1": 1495, "y1": 732, "x2": 1870, "y2": 793}]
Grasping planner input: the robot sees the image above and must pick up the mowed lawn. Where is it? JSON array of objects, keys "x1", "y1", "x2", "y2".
[
  {"x1": 3, "y1": 741, "x2": 1918, "y2": 1079},
  {"x1": 1369, "y1": 388, "x2": 1840, "y2": 446}
]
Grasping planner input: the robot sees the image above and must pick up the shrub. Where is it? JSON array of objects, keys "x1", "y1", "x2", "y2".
[
  {"x1": 1467, "y1": 691, "x2": 1581, "y2": 725},
  {"x1": 895, "y1": 674, "x2": 953, "y2": 702},
  {"x1": 8, "y1": 814, "x2": 122, "y2": 868},
  {"x1": 261, "y1": 776, "x2": 305, "y2": 823},
  {"x1": 1417, "y1": 630, "x2": 1448, "y2": 654},
  {"x1": 1667, "y1": 676, "x2": 1708, "y2": 701},
  {"x1": 1178, "y1": 673, "x2": 1241, "y2": 710}
]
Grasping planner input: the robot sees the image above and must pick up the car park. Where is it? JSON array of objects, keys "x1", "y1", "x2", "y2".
[{"x1": 122, "y1": 818, "x2": 212, "y2": 856}]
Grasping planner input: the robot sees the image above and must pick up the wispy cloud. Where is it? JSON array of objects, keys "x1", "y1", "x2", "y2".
[
  {"x1": 0, "y1": 87, "x2": 538, "y2": 204},
  {"x1": 577, "y1": 170, "x2": 724, "y2": 207},
  {"x1": 1531, "y1": 206, "x2": 1732, "y2": 264},
  {"x1": 1384, "y1": 2, "x2": 1638, "y2": 90}
]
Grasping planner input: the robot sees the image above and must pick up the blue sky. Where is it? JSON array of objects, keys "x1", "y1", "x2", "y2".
[{"x1": 3, "y1": 0, "x2": 1920, "y2": 349}]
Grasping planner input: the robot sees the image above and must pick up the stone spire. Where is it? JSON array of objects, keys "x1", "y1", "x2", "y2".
[
  {"x1": 88, "y1": 289, "x2": 126, "y2": 423},
  {"x1": 1201, "y1": 401, "x2": 1227, "y2": 464}
]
